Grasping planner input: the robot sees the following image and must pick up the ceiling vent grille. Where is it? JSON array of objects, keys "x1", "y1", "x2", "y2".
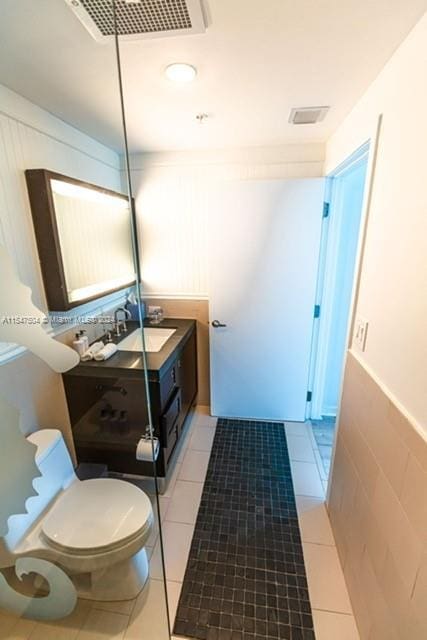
[
  {"x1": 65, "y1": 0, "x2": 207, "y2": 41},
  {"x1": 289, "y1": 106, "x2": 330, "y2": 125}
]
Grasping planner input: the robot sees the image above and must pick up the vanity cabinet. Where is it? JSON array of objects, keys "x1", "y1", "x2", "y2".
[{"x1": 62, "y1": 320, "x2": 197, "y2": 483}]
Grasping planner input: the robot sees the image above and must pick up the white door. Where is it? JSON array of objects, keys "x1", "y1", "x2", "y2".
[{"x1": 208, "y1": 178, "x2": 325, "y2": 421}]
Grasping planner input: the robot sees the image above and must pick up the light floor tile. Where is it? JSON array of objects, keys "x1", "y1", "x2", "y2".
[
  {"x1": 189, "y1": 426, "x2": 216, "y2": 452},
  {"x1": 0, "y1": 611, "x2": 22, "y2": 639},
  {"x1": 306, "y1": 426, "x2": 329, "y2": 482},
  {"x1": 285, "y1": 422, "x2": 309, "y2": 437},
  {"x1": 28, "y1": 600, "x2": 92, "y2": 640},
  {"x1": 166, "y1": 581, "x2": 182, "y2": 628},
  {"x1": 291, "y1": 460, "x2": 325, "y2": 498},
  {"x1": 151, "y1": 521, "x2": 194, "y2": 583},
  {"x1": 303, "y1": 543, "x2": 353, "y2": 614},
  {"x1": 177, "y1": 423, "x2": 194, "y2": 464},
  {"x1": 146, "y1": 499, "x2": 161, "y2": 548},
  {"x1": 166, "y1": 480, "x2": 204, "y2": 524},
  {"x1": 76, "y1": 609, "x2": 129, "y2": 640},
  {"x1": 162, "y1": 459, "x2": 182, "y2": 498},
  {"x1": 158, "y1": 496, "x2": 170, "y2": 522},
  {"x1": 193, "y1": 414, "x2": 217, "y2": 429},
  {"x1": 5, "y1": 618, "x2": 37, "y2": 640},
  {"x1": 296, "y1": 496, "x2": 335, "y2": 545},
  {"x1": 179, "y1": 449, "x2": 210, "y2": 483},
  {"x1": 125, "y1": 579, "x2": 169, "y2": 640},
  {"x1": 312, "y1": 610, "x2": 360, "y2": 640},
  {"x1": 91, "y1": 598, "x2": 136, "y2": 616},
  {"x1": 286, "y1": 434, "x2": 316, "y2": 463},
  {"x1": 192, "y1": 406, "x2": 217, "y2": 428},
  {"x1": 149, "y1": 542, "x2": 164, "y2": 580}
]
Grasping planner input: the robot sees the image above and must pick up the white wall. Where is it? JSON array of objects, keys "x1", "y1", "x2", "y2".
[
  {"x1": 0, "y1": 84, "x2": 123, "y2": 439},
  {"x1": 129, "y1": 144, "x2": 325, "y2": 297},
  {"x1": 325, "y1": 13, "x2": 427, "y2": 431},
  {"x1": 0, "y1": 83, "x2": 122, "y2": 310}
]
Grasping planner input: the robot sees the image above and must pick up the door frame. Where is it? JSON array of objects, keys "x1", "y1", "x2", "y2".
[
  {"x1": 307, "y1": 142, "x2": 370, "y2": 420},
  {"x1": 307, "y1": 116, "x2": 383, "y2": 428}
]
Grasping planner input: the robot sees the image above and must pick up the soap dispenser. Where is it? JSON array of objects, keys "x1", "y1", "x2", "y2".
[
  {"x1": 72, "y1": 333, "x2": 85, "y2": 357},
  {"x1": 79, "y1": 330, "x2": 89, "y2": 353}
]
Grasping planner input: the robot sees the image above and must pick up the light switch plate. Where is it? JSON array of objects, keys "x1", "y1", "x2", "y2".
[{"x1": 354, "y1": 317, "x2": 369, "y2": 351}]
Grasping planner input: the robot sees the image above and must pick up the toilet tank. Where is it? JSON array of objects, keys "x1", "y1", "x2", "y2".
[{"x1": 3, "y1": 429, "x2": 76, "y2": 552}]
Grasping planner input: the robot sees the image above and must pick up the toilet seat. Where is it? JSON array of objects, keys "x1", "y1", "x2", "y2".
[{"x1": 41, "y1": 478, "x2": 153, "y2": 554}]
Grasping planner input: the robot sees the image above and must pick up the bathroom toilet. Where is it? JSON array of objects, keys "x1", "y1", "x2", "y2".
[{"x1": 4, "y1": 429, "x2": 154, "y2": 601}]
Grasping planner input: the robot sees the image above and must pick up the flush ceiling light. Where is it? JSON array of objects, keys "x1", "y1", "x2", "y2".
[{"x1": 165, "y1": 63, "x2": 197, "y2": 83}]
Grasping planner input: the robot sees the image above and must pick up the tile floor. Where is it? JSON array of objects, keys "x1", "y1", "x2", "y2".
[
  {"x1": 174, "y1": 418, "x2": 314, "y2": 640},
  {"x1": 309, "y1": 418, "x2": 336, "y2": 477},
  {"x1": 0, "y1": 409, "x2": 359, "y2": 640}
]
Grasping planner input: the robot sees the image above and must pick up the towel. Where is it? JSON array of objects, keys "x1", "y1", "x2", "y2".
[
  {"x1": 94, "y1": 343, "x2": 118, "y2": 361},
  {"x1": 81, "y1": 341, "x2": 104, "y2": 362}
]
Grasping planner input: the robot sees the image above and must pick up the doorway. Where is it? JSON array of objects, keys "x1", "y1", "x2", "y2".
[
  {"x1": 208, "y1": 178, "x2": 325, "y2": 421},
  {"x1": 308, "y1": 143, "x2": 369, "y2": 475}
]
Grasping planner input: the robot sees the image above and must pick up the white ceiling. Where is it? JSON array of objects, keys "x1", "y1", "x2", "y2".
[{"x1": 0, "y1": 0, "x2": 426, "y2": 152}]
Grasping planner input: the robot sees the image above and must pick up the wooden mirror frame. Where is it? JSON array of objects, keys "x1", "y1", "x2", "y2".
[{"x1": 25, "y1": 169, "x2": 135, "y2": 311}]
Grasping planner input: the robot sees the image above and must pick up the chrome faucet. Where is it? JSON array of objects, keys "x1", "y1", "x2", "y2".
[{"x1": 114, "y1": 307, "x2": 131, "y2": 337}]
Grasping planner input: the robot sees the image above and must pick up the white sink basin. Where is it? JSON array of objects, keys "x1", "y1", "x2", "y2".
[{"x1": 117, "y1": 328, "x2": 176, "y2": 353}]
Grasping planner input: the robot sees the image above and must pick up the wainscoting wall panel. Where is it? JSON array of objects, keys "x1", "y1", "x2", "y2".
[{"x1": 328, "y1": 351, "x2": 427, "y2": 640}]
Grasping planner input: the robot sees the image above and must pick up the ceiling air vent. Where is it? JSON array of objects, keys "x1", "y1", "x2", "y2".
[
  {"x1": 65, "y1": 0, "x2": 207, "y2": 42},
  {"x1": 289, "y1": 106, "x2": 329, "y2": 125}
]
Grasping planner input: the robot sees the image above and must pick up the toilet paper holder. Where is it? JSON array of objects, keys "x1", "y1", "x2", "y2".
[{"x1": 136, "y1": 425, "x2": 160, "y2": 462}]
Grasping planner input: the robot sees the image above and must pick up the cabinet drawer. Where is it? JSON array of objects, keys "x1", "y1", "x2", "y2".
[
  {"x1": 159, "y1": 360, "x2": 177, "y2": 409},
  {"x1": 160, "y1": 387, "x2": 181, "y2": 447},
  {"x1": 164, "y1": 421, "x2": 178, "y2": 465}
]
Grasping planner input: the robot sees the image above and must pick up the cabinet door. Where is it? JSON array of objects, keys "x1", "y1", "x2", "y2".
[{"x1": 177, "y1": 329, "x2": 197, "y2": 428}]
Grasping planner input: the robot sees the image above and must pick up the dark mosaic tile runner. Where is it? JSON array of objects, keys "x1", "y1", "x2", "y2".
[{"x1": 173, "y1": 418, "x2": 315, "y2": 640}]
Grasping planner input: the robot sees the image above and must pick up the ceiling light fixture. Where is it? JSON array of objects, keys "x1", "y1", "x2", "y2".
[{"x1": 165, "y1": 63, "x2": 197, "y2": 83}]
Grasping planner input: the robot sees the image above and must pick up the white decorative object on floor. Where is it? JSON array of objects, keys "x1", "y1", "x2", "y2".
[
  {"x1": 0, "y1": 557, "x2": 77, "y2": 620},
  {"x1": 1, "y1": 428, "x2": 154, "y2": 615},
  {"x1": 0, "y1": 396, "x2": 77, "y2": 620}
]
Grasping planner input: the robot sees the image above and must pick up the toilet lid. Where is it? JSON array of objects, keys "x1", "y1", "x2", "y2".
[{"x1": 42, "y1": 479, "x2": 153, "y2": 553}]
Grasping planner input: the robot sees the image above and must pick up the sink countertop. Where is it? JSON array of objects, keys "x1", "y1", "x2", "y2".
[{"x1": 65, "y1": 318, "x2": 196, "y2": 380}]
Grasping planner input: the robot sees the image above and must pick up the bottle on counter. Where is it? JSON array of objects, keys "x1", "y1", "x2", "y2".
[{"x1": 72, "y1": 333, "x2": 86, "y2": 357}]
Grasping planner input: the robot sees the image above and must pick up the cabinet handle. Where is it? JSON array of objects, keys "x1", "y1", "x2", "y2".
[
  {"x1": 171, "y1": 368, "x2": 176, "y2": 383},
  {"x1": 177, "y1": 359, "x2": 182, "y2": 368}
]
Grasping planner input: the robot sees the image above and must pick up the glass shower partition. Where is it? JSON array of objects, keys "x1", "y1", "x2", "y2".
[{"x1": 0, "y1": 0, "x2": 170, "y2": 636}]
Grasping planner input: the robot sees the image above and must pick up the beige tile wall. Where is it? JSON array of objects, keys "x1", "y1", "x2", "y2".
[
  {"x1": 328, "y1": 351, "x2": 427, "y2": 640},
  {"x1": 144, "y1": 298, "x2": 210, "y2": 406}
]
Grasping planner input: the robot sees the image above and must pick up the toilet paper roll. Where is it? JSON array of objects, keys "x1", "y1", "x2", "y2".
[{"x1": 136, "y1": 437, "x2": 160, "y2": 462}]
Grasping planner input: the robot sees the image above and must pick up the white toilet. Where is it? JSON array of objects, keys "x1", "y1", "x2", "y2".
[{"x1": 4, "y1": 429, "x2": 154, "y2": 601}]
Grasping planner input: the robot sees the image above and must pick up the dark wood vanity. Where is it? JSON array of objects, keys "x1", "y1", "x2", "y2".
[{"x1": 62, "y1": 318, "x2": 197, "y2": 484}]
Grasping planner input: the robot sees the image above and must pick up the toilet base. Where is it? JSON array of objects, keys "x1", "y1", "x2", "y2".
[{"x1": 71, "y1": 548, "x2": 149, "y2": 602}]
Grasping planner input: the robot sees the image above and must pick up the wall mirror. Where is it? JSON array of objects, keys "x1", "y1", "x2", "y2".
[{"x1": 26, "y1": 169, "x2": 136, "y2": 311}]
